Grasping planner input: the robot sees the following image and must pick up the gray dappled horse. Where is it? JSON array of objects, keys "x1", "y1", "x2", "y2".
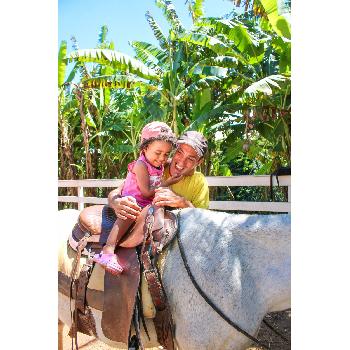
[{"x1": 58, "y1": 208, "x2": 290, "y2": 350}]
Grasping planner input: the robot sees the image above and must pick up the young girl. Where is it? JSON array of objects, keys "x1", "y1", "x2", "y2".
[{"x1": 93, "y1": 121, "x2": 180, "y2": 275}]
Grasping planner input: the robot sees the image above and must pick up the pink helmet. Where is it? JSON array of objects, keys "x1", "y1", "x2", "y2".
[{"x1": 140, "y1": 121, "x2": 175, "y2": 144}]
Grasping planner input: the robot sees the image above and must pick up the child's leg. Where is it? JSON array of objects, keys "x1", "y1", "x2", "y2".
[
  {"x1": 93, "y1": 217, "x2": 134, "y2": 275},
  {"x1": 103, "y1": 217, "x2": 134, "y2": 254}
]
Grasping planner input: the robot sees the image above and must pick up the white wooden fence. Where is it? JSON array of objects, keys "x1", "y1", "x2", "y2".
[{"x1": 58, "y1": 175, "x2": 291, "y2": 213}]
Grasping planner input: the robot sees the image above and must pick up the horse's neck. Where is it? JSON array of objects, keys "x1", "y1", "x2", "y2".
[{"x1": 175, "y1": 209, "x2": 291, "y2": 313}]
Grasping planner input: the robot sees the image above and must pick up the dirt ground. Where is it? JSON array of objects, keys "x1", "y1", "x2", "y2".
[
  {"x1": 60, "y1": 310, "x2": 290, "y2": 350},
  {"x1": 247, "y1": 310, "x2": 291, "y2": 350}
]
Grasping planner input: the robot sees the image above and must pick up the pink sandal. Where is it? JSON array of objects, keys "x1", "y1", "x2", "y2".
[{"x1": 93, "y1": 253, "x2": 124, "y2": 276}]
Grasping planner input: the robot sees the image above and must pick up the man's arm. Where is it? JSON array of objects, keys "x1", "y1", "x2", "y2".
[{"x1": 108, "y1": 181, "x2": 142, "y2": 220}]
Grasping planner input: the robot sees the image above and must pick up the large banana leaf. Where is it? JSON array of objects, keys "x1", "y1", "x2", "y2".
[
  {"x1": 189, "y1": 102, "x2": 243, "y2": 129},
  {"x1": 180, "y1": 75, "x2": 221, "y2": 96},
  {"x1": 201, "y1": 18, "x2": 265, "y2": 64},
  {"x1": 193, "y1": 65, "x2": 228, "y2": 78},
  {"x1": 69, "y1": 49, "x2": 160, "y2": 81},
  {"x1": 58, "y1": 41, "x2": 67, "y2": 87},
  {"x1": 179, "y1": 32, "x2": 230, "y2": 55},
  {"x1": 189, "y1": 55, "x2": 238, "y2": 76},
  {"x1": 259, "y1": 0, "x2": 291, "y2": 39},
  {"x1": 243, "y1": 74, "x2": 287, "y2": 97},
  {"x1": 271, "y1": 36, "x2": 291, "y2": 74},
  {"x1": 193, "y1": 88, "x2": 212, "y2": 118},
  {"x1": 65, "y1": 62, "x2": 79, "y2": 84},
  {"x1": 130, "y1": 41, "x2": 167, "y2": 70},
  {"x1": 196, "y1": 55, "x2": 238, "y2": 68}
]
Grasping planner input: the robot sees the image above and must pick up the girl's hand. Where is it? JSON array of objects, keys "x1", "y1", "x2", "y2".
[{"x1": 162, "y1": 173, "x2": 183, "y2": 187}]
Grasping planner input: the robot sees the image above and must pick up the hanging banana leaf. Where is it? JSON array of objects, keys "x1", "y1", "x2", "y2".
[
  {"x1": 155, "y1": 0, "x2": 185, "y2": 33},
  {"x1": 244, "y1": 74, "x2": 287, "y2": 97},
  {"x1": 145, "y1": 11, "x2": 168, "y2": 50},
  {"x1": 85, "y1": 109, "x2": 97, "y2": 129},
  {"x1": 82, "y1": 74, "x2": 158, "y2": 91},
  {"x1": 69, "y1": 49, "x2": 160, "y2": 81}
]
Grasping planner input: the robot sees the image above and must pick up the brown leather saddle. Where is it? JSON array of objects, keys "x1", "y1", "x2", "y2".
[
  {"x1": 70, "y1": 204, "x2": 176, "y2": 254},
  {"x1": 69, "y1": 204, "x2": 177, "y2": 350}
]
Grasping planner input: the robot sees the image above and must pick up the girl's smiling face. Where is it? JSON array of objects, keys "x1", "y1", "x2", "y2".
[{"x1": 143, "y1": 140, "x2": 173, "y2": 168}]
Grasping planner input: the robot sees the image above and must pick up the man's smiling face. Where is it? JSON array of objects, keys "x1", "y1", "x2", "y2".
[{"x1": 169, "y1": 143, "x2": 203, "y2": 177}]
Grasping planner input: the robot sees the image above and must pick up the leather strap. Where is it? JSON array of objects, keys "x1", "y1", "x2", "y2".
[
  {"x1": 140, "y1": 207, "x2": 166, "y2": 311},
  {"x1": 139, "y1": 207, "x2": 174, "y2": 350},
  {"x1": 141, "y1": 250, "x2": 166, "y2": 311},
  {"x1": 75, "y1": 259, "x2": 93, "y2": 313},
  {"x1": 69, "y1": 236, "x2": 96, "y2": 350}
]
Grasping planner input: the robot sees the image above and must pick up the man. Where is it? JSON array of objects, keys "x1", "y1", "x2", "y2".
[{"x1": 108, "y1": 131, "x2": 209, "y2": 220}]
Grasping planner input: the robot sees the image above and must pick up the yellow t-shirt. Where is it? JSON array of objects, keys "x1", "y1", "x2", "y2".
[{"x1": 163, "y1": 166, "x2": 209, "y2": 209}]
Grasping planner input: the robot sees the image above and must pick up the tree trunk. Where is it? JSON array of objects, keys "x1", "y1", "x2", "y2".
[
  {"x1": 172, "y1": 97, "x2": 178, "y2": 136},
  {"x1": 58, "y1": 114, "x2": 76, "y2": 180},
  {"x1": 76, "y1": 89, "x2": 93, "y2": 179}
]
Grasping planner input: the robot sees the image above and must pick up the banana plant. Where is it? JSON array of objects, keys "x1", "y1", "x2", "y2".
[
  {"x1": 67, "y1": 1, "x2": 238, "y2": 137},
  {"x1": 60, "y1": 0, "x2": 291, "y2": 178},
  {"x1": 186, "y1": 11, "x2": 291, "y2": 171},
  {"x1": 58, "y1": 40, "x2": 78, "y2": 180},
  {"x1": 231, "y1": 0, "x2": 291, "y2": 40}
]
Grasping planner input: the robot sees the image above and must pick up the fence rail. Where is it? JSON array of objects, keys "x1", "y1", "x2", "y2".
[{"x1": 58, "y1": 175, "x2": 291, "y2": 213}]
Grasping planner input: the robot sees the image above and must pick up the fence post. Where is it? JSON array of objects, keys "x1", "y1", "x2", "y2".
[
  {"x1": 77, "y1": 186, "x2": 84, "y2": 211},
  {"x1": 288, "y1": 186, "x2": 291, "y2": 203}
]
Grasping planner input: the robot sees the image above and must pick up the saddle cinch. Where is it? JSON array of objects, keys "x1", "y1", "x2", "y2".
[{"x1": 68, "y1": 204, "x2": 177, "y2": 350}]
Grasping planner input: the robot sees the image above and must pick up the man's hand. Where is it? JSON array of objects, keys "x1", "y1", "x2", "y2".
[
  {"x1": 110, "y1": 195, "x2": 142, "y2": 220},
  {"x1": 152, "y1": 187, "x2": 193, "y2": 208}
]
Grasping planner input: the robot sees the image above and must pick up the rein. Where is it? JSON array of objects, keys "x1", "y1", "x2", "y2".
[{"x1": 175, "y1": 211, "x2": 288, "y2": 350}]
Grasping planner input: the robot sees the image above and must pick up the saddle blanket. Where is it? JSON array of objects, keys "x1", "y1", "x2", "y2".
[{"x1": 58, "y1": 238, "x2": 157, "y2": 319}]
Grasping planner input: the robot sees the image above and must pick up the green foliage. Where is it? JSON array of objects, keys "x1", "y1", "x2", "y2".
[
  {"x1": 69, "y1": 49, "x2": 159, "y2": 81},
  {"x1": 58, "y1": 41, "x2": 67, "y2": 87},
  {"x1": 259, "y1": 0, "x2": 291, "y2": 39},
  {"x1": 58, "y1": 3, "x2": 291, "y2": 186}
]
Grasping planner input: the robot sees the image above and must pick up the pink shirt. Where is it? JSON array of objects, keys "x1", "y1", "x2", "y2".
[{"x1": 122, "y1": 153, "x2": 164, "y2": 207}]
